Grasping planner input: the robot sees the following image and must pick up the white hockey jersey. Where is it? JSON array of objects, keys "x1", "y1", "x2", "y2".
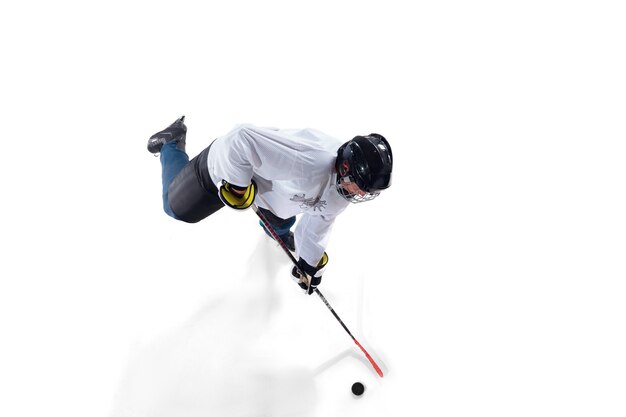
[{"x1": 207, "y1": 124, "x2": 350, "y2": 266}]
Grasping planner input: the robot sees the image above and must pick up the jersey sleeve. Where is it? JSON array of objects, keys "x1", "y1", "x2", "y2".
[{"x1": 294, "y1": 211, "x2": 341, "y2": 267}]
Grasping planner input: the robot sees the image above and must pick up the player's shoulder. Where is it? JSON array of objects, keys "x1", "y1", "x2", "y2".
[
  {"x1": 284, "y1": 128, "x2": 343, "y2": 148},
  {"x1": 284, "y1": 127, "x2": 328, "y2": 139}
]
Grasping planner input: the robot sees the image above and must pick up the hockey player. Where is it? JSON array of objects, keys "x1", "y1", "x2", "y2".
[{"x1": 147, "y1": 116, "x2": 393, "y2": 294}]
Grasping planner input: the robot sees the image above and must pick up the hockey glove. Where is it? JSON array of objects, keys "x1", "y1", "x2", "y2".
[
  {"x1": 219, "y1": 180, "x2": 257, "y2": 210},
  {"x1": 291, "y1": 252, "x2": 329, "y2": 295}
]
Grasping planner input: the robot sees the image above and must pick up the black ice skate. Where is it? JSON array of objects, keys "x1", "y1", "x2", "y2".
[
  {"x1": 261, "y1": 225, "x2": 295, "y2": 252},
  {"x1": 278, "y1": 231, "x2": 296, "y2": 252},
  {"x1": 147, "y1": 116, "x2": 187, "y2": 154}
]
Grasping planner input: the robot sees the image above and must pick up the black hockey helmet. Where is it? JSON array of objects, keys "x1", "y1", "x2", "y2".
[{"x1": 335, "y1": 133, "x2": 393, "y2": 203}]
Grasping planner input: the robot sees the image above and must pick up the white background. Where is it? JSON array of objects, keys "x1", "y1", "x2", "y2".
[{"x1": 1, "y1": 1, "x2": 625, "y2": 416}]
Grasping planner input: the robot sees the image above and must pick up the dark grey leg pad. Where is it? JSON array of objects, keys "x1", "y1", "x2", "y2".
[{"x1": 167, "y1": 145, "x2": 224, "y2": 223}]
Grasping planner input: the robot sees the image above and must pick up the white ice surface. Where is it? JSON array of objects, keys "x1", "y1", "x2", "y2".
[{"x1": 1, "y1": 1, "x2": 626, "y2": 416}]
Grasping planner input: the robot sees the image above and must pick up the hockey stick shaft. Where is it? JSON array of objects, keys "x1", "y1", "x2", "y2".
[
  {"x1": 313, "y1": 287, "x2": 384, "y2": 378},
  {"x1": 252, "y1": 204, "x2": 384, "y2": 377}
]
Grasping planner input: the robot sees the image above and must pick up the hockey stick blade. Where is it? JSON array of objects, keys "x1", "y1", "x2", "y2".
[{"x1": 354, "y1": 339, "x2": 384, "y2": 378}]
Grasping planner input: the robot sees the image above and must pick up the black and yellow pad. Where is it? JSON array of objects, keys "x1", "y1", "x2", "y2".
[{"x1": 219, "y1": 180, "x2": 257, "y2": 210}]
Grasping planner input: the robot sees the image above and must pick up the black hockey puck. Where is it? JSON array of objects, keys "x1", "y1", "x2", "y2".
[{"x1": 351, "y1": 382, "x2": 365, "y2": 396}]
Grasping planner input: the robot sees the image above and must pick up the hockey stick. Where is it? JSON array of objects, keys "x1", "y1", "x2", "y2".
[{"x1": 252, "y1": 204, "x2": 384, "y2": 378}]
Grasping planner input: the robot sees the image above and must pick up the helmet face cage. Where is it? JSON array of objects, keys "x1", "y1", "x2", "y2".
[
  {"x1": 336, "y1": 152, "x2": 382, "y2": 204},
  {"x1": 336, "y1": 173, "x2": 380, "y2": 203}
]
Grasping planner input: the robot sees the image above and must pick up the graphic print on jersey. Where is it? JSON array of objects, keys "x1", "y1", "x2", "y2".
[{"x1": 290, "y1": 194, "x2": 327, "y2": 211}]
